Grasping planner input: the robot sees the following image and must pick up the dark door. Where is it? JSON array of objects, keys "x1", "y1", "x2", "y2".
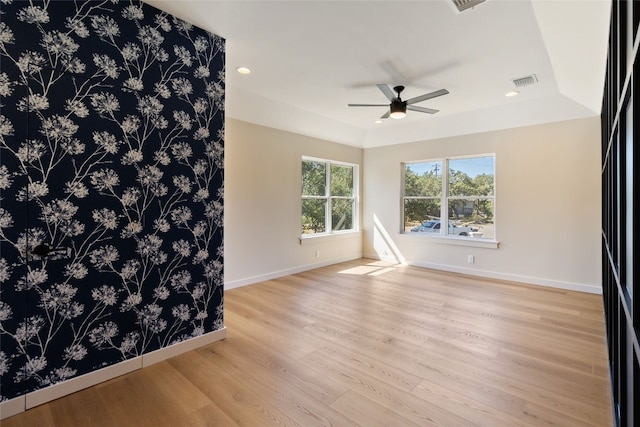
[{"x1": 16, "y1": 67, "x2": 140, "y2": 395}]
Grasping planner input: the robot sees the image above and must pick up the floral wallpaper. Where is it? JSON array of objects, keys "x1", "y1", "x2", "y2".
[{"x1": 0, "y1": 1, "x2": 225, "y2": 401}]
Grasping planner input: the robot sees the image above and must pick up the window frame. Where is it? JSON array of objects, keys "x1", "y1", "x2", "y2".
[
  {"x1": 301, "y1": 156, "x2": 359, "y2": 239},
  {"x1": 402, "y1": 154, "x2": 496, "y2": 243}
]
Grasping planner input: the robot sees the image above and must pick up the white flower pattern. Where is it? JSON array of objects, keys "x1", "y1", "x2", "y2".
[{"x1": 0, "y1": 0, "x2": 224, "y2": 401}]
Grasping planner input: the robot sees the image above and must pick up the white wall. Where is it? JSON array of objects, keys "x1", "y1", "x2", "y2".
[
  {"x1": 362, "y1": 117, "x2": 602, "y2": 293},
  {"x1": 224, "y1": 119, "x2": 363, "y2": 288},
  {"x1": 226, "y1": 117, "x2": 602, "y2": 294}
]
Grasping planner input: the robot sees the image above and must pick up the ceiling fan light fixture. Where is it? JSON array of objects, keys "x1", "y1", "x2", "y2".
[{"x1": 390, "y1": 101, "x2": 406, "y2": 119}]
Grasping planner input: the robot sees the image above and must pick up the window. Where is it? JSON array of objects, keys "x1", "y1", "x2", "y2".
[
  {"x1": 302, "y1": 157, "x2": 357, "y2": 236},
  {"x1": 403, "y1": 155, "x2": 495, "y2": 239}
]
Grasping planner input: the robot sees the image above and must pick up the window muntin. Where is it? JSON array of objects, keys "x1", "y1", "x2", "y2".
[
  {"x1": 403, "y1": 155, "x2": 495, "y2": 239},
  {"x1": 302, "y1": 158, "x2": 357, "y2": 235}
]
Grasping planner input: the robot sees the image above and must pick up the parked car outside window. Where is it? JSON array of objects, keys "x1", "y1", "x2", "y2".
[{"x1": 410, "y1": 219, "x2": 479, "y2": 236}]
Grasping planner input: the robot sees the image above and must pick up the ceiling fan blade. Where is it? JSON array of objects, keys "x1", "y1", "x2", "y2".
[
  {"x1": 376, "y1": 84, "x2": 396, "y2": 101},
  {"x1": 380, "y1": 110, "x2": 390, "y2": 119},
  {"x1": 348, "y1": 103, "x2": 389, "y2": 107},
  {"x1": 407, "y1": 105, "x2": 439, "y2": 114},
  {"x1": 405, "y1": 89, "x2": 449, "y2": 105}
]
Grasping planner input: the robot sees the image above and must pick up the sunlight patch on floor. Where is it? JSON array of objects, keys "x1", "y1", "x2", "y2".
[
  {"x1": 368, "y1": 267, "x2": 399, "y2": 276},
  {"x1": 338, "y1": 261, "x2": 402, "y2": 276}
]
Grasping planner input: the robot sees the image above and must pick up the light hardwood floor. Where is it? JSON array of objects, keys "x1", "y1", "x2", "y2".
[{"x1": 2, "y1": 259, "x2": 612, "y2": 426}]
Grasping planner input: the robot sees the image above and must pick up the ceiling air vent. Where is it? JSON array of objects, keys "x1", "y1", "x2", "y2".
[
  {"x1": 511, "y1": 74, "x2": 538, "y2": 88},
  {"x1": 451, "y1": 0, "x2": 486, "y2": 13}
]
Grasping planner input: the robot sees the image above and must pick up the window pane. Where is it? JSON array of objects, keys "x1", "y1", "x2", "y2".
[
  {"x1": 448, "y1": 157, "x2": 494, "y2": 196},
  {"x1": 330, "y1": 165, "x2": 353, "y2": 197},
  {"x1": 302, "y1": 199, "x2": 326, "y2": 234},
  {"x1": 404, "y1": 199, "x2": 441, "y2": 232},
  {"x1": 447, "y1": 199, "x2": 494, "y2": 239},
  {"x1": 331, "y1": 199, "x2": 353, "y2": 230},
  {"x1": 302, "y1": 161, "x2": 326, "y2": 196},
  {"x1": 404, "y1": 161, "x2": 442, "y2": 197}
]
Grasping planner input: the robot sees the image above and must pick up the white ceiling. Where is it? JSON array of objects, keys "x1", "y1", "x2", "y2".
[{"x1": 145, "y1": 0, "x2": 611, "y2": 148}]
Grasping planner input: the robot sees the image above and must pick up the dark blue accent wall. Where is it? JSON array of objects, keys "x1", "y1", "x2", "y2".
[{"x1": 0, "y1": 1, "x2": 224, "y2": 401}]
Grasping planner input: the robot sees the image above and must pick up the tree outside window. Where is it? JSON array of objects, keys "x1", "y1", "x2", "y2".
[
  {"x1": 302, "y1": 158, "x2": 356, "y2": 235},
  {"x1": 403, "y1": 155, "x2": 495, "y2": 239}
]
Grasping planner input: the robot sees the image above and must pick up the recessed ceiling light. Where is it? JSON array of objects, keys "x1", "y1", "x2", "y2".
[
  {"x1": 374, "y1": 120, "x2": 383, "y2": 124},
  {"x1": 236, "y1": 66, "x2": 251, "y2": 75},
  {"x1": 505, "y1": 91, "x2": 519, "y2": 97}
]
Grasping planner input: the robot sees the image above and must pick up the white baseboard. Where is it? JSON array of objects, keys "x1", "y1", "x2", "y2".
[
  {"x1": 0, "y1": 396, "x2": 26, "y2": 420},
  {"x1": 1, "y1": 328, "x2": 227, "y2": 420},
  {"x1": 363, "y1": 252, "x2": 602, "y2": 294},
  {"x1": 143, "y1": 327, "x2": 227, "y2": 367},
  {"x1": 26, "y1": 357, "x2": 143, "y2": 410},
  {"x1": 224, "y1": 254, "x2": 362, "y2": 290}
]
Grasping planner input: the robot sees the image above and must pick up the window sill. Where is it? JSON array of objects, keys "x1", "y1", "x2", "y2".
[
  {"x1": 400, "y1": 233, "x2": 499, "y2": 249},
  {"x1": 300, "y1": 231, "x2": 361, "y2": 245}
]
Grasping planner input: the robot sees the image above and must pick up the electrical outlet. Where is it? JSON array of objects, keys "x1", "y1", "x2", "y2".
[
  {"x1": 467, "y1": 255, "x2": 474, "y2": 264},
  {"x1": 315, "y1": 250, "x2": 320, "y2": 258}
]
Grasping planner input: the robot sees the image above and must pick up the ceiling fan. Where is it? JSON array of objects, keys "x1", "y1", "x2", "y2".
[{"x1": 348, "y1": 84, "x2": 449, "y2": 119}]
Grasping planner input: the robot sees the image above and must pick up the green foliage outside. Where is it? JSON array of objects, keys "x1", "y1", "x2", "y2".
[
  {"x1": 302, "y1": 161, "x2": 326, "y2": 196},
  {"x1": 404, "y1": 165, "x2": 494, "y2": 225},
  {"x1": 302, "y1": 161, "x2": 354, "y2": 234},
  {"x1": 302, "y1": 199, "x2": 326, "y2": 233},
  {"x1": 404, "y1": 165, "x2": 441, "y2": 197},
  {"x1": 404, "y1": 199, "x2": 441, "y2": 224}
]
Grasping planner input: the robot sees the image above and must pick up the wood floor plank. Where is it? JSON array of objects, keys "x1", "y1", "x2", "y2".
[
  {"x1": 418, "y1": 334, "x2": 612, "y2": 420},
  {"x1": 94, "y1": 371, "x2": 187, "y2": 427},
  {"x1": 1, "y1": 402, "x2": 56, "y2": 427},
  {"x1": 411, "y1": 379, "x2": 531, "y2": 427},
  {"x1": 136, "y1": 362, "x2": 213, "y2": 414},
  {"x1": 329, "y1": 390, "x2": 422, "y2": 427},
  {"x1": 196, "y1": 341, "x2": 359, "y2": 427},
  {"x1": 2, "y1": 259, "x2": 613, "y2": 426},
  {"x1": 300, "y1": 349, "x2": 473, "y2": 426},
  {"x1": 215, "y1": 327, "x2": 350, "y2": 405},
  {"x1": 224, "y1": 309, "x2": 319, "y2": 360},
  {"x1": 48, "y1": 386, "x2": 116, "y2": 426},
  {"x1": 168, "y1": 350, "x2": 301, "y2": 427},
  {"x1": 96, "y1": 361, "x2": 214, "y2": 427},
  {"x1": 521, "y1": 400, "x2": 598, "y2": 427},
  {"x1": 183, "y1": 404, "x2": 241, "y2": 427},
  {"x1": 307, "y1": 343, "x2": 423, "y2": 393}
]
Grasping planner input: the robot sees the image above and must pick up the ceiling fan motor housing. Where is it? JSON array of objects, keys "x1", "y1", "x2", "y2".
[
  {"x1": 389, "y1": 85, "x2": 407, "y2": 118},
  {"x1": 390, "y1": 99, "x2": 407, "y2": 118}
]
